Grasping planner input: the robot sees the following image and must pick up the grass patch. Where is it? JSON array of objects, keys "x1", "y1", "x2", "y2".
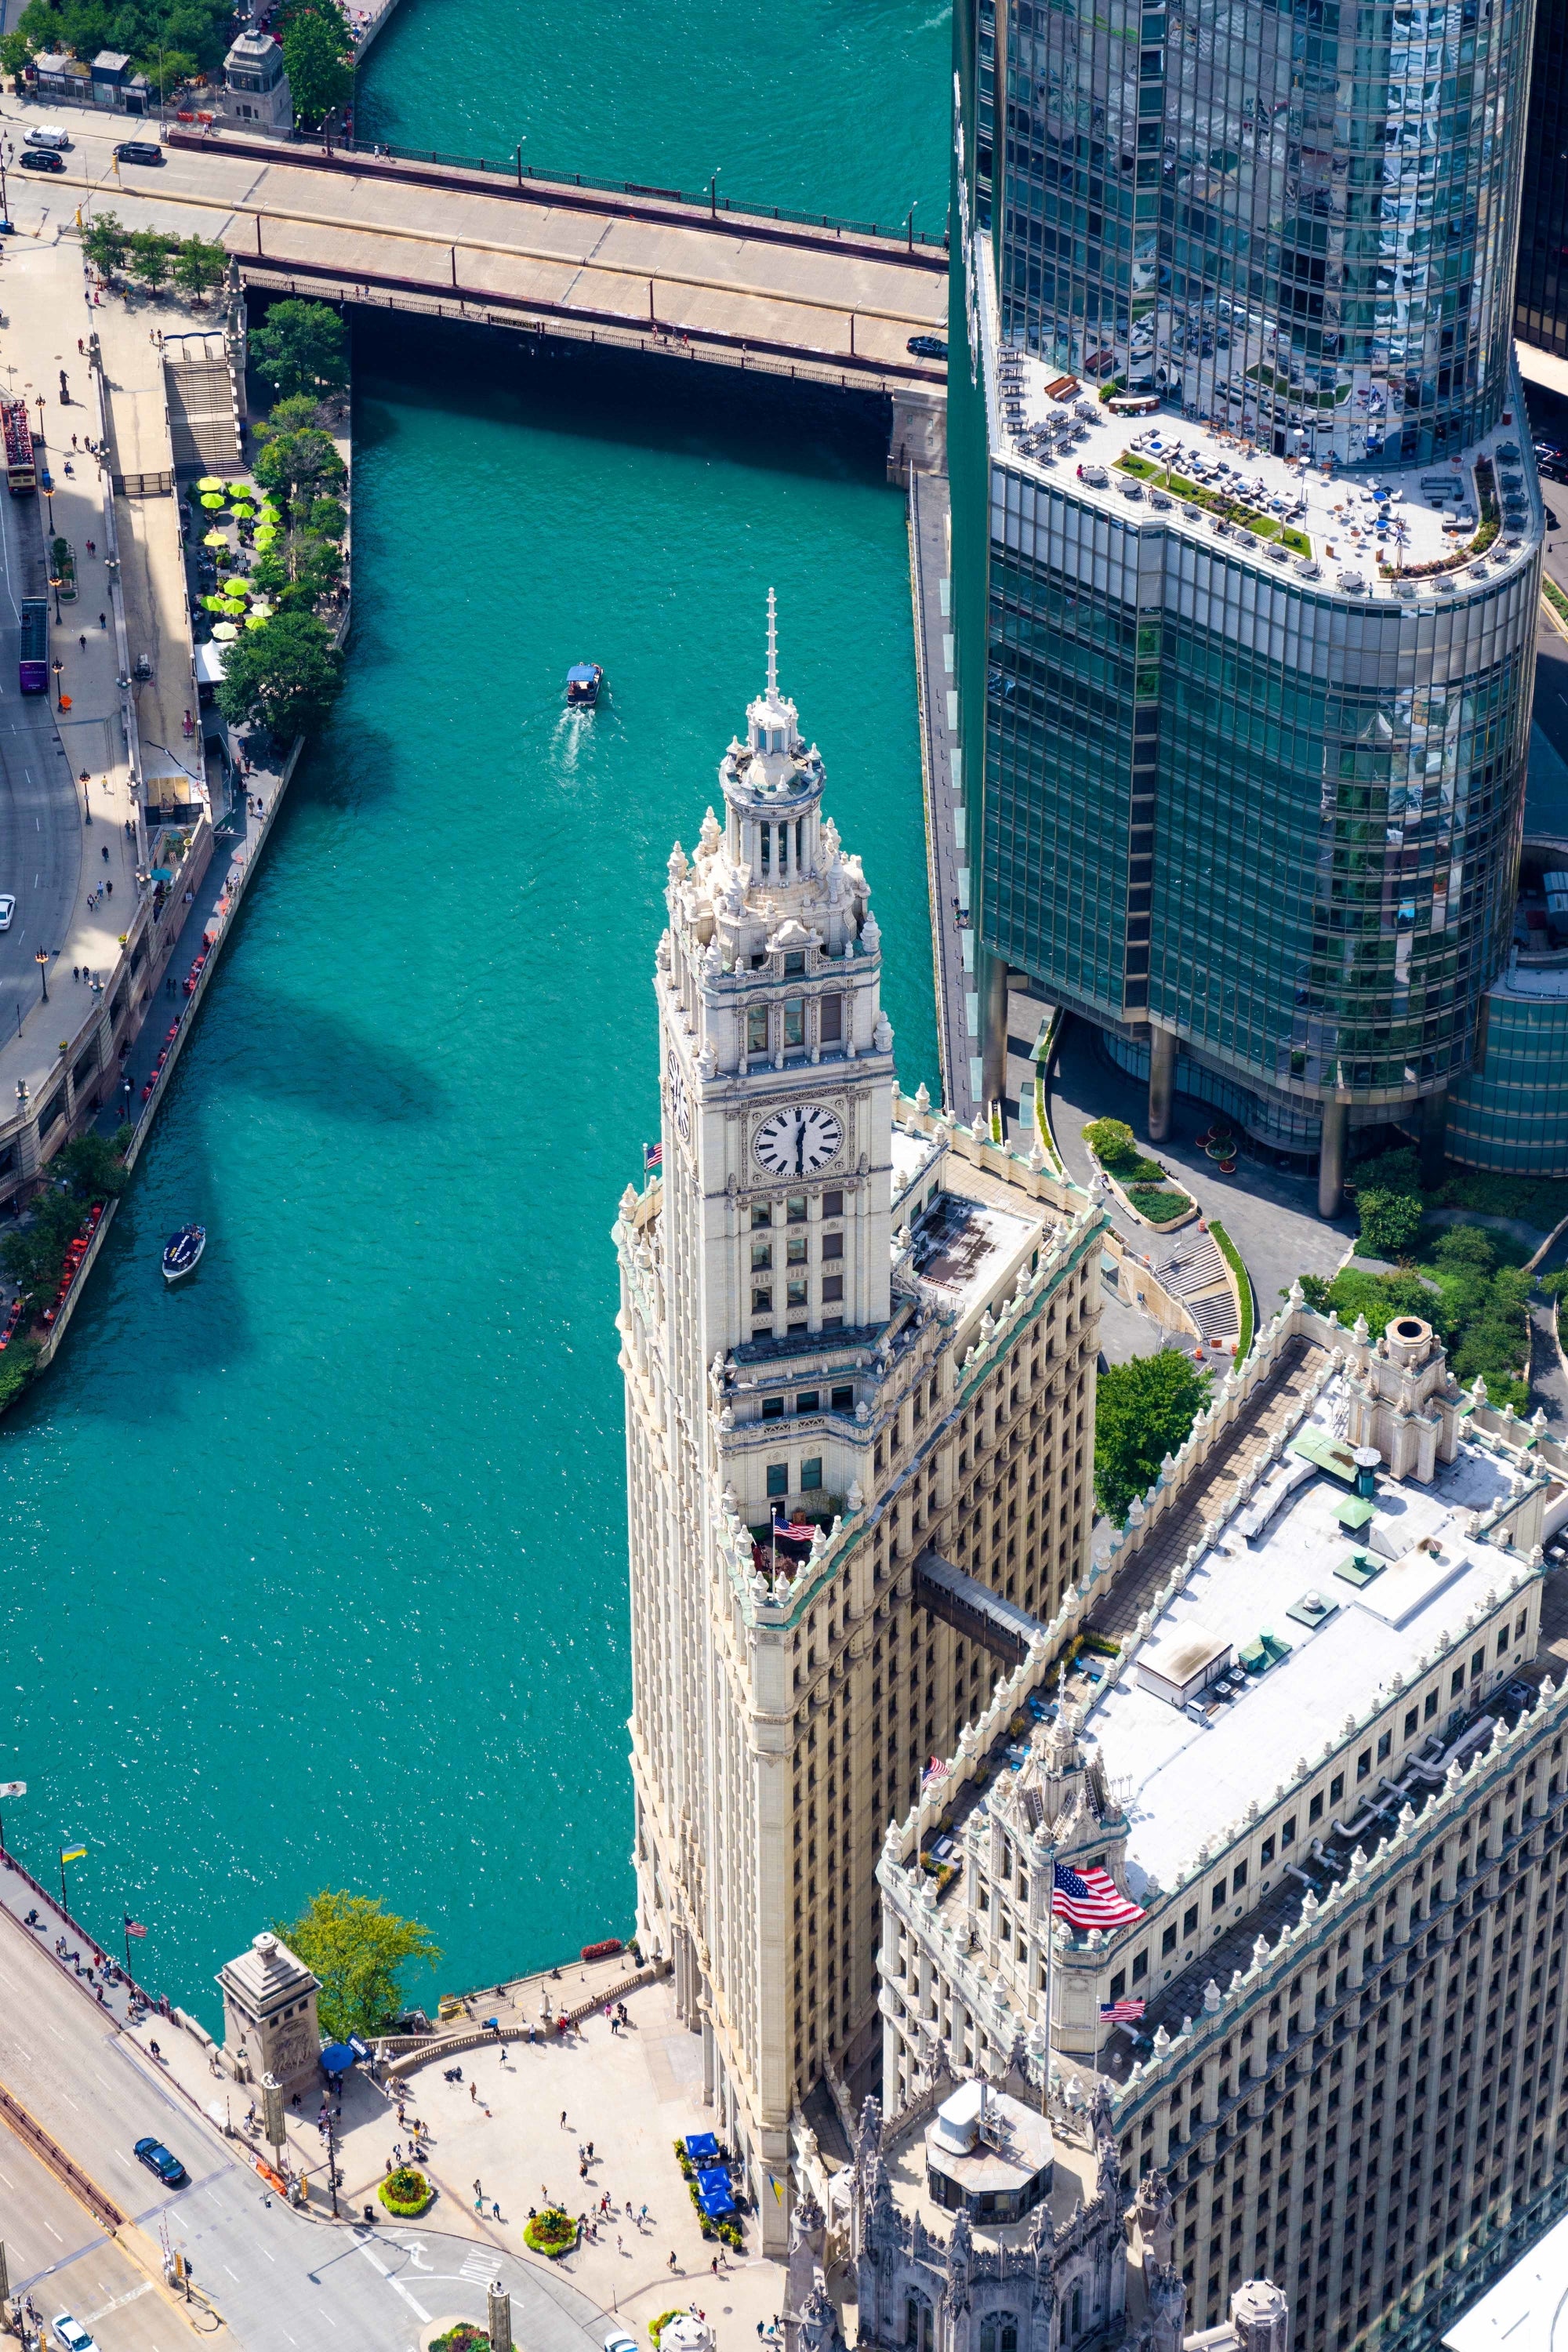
[
  {"x1": 1209, "y1": 1218, "x2": 1254, "y2": 1358},
  {"x1": 1546, "y1": 579, "x2": 1568, "y2": 626},
  {"x1": 1126, "y1": 1185, "x2": 1192, "y2": 1225}
]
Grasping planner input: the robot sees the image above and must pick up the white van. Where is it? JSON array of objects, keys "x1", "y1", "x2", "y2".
[{"x1": 24, "y1": 126, "x2": 72, "y2": 150}]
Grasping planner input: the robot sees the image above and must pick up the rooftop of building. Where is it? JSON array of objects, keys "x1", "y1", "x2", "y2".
[
  {"x1": 880, "y1": 2085, "x2": 1103, "y2": 2250},
  {"x1": 990, "y1": 350, "x2": 1542, "y2": 604},
  {"x1": 1443, "y1": 2203, "x2": 1568, "y2": 2352},
  {"x1": 1080, "y1": 1374, "x2": 1531, "y2": 1894}
]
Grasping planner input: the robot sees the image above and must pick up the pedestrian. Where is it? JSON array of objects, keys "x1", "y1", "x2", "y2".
[
  {"x1": 617, "y1": 2232, "x2": 624, "y2": 2255},
  {"x1": 101, "y1": 844, "x2": 109, "y2": 862},
  {"x1": 670, "y1": 2253, "x2": 679, "y2": 2273},
  {"x1": 561, "y1": 2110, "x2": 568, "y2": 2128},
  {"x1": 586, "y1": 2141, "x2": 593, "y2": 2160},
  {"x1": 579, "y1": 2160, "x2": 588, "y2": 2180},
  {"x1": 87, "y1": 539, "x2": 96, "y2": 556},
  {"x1": 491, "y1": 2201, "x2": 501, "y2": 2220},
  {"x1": 470, "y1": 2082, "x2": 478, "y2": 2104},
  {"x1": 474, "y1": 2190, "x2": 485, "y2": 2212},
  {"x1": 78, "y1": 634, "x2": 86, "y2": 651},
  {"x1": 474, "y1": 2178, "x2": 483, "y2": 2198},
  {"x1": 712, "y1": 2258, "x2": 720, "y2": 2278},
  {"x1": 98, "y1": 612, "x2": 106, "y2": 627}
]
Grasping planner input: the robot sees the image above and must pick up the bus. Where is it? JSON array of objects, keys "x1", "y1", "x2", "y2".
[
  {"x1": 20, "y1": 598, "x2": 47, "y2": 695},
  {"x1": 2, "y1": 401, "x2": 35, "y2": 495}
]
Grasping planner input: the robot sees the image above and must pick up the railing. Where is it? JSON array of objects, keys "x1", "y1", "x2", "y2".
[
  {"x1": 0, "y1": 2079, "x2": 125, "y2": 2230},
  {"x1": 171, "y1": 124, "x2": 949, "y2": 250}
]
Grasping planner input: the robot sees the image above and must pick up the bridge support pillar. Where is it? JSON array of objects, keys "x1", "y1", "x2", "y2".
[{"x1": 887, "y1": 388, "x2": 947, "y2": 485}]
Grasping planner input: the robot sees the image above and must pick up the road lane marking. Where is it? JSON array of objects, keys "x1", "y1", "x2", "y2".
[
  {"x1": 42, "y1": 2222, "x2": 61, "y2": 2241},
  {"x1": 354, "y1": 2240, "x2": 431, "y2": 2324},
  {"x1": 83, "y1": 2283, "x2": 154, "y2": 2323},
  {"x1": 223, "y1": 2265, "x2": 238, "y2": 2279}
]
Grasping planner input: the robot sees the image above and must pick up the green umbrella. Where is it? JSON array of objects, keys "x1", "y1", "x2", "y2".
[
  {"x1": 245, "y1": 613, "x2": 268, "y2": 631},
  {"x1": 230, "y1": 503, "x2": 256, "y2": 521},
  {"x1": 252, "y1": 525, "x2": 278, "y2": 548},
  {"x1": 196, "y1": 474, "x2": 225, "y2": 491},
  {"x1": 200, "y1": 593, "x2": 226, "y2": 612},
  {"x1": 221, "y1": 597, "x2": 246, "y2": 615},
  {"x1": 259, "y1": 503, "x2": 282, "y2": 522},
  {"x1": 211, "y1": 622, "x2": 239, "y2": 642},
  {"x1": 200, "y1": 492, "x2": 225, "y2": 510},
  {"x1": 221, "y1": 575, "x2": 249, "y2": 593}
]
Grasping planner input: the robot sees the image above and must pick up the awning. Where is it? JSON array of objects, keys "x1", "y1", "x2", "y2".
[
  {"x1": 684, "y1": 2132, "x2": 720, "y2": 2163},
  {"x1": 319, "y1": 2042, "x2": 358, "y2": 2074},
  {"x1": 695, "y1": 2168, "x2": 735, "y2": 2216},
  {"x1": 194, "y1": 641, "x2": 226, "y2": 684}
]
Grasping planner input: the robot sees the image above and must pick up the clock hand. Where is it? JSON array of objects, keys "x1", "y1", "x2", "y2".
[{"x1": 796, "y1": 1109, "x2": 806, "y2": 1174}]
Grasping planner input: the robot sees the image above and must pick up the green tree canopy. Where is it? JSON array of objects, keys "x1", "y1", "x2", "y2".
[
  {"x1": 254, "y1": 423, "x2": 347, "y2": 507},
  {"x1": 1356, "y1": 1187, "x2": 1424, "y2": 1262},
  {"x1": 1083, "y1": 1117, "x2": 1138, "y2": 1168},
  {"x1": 126, "y1": 227, "x2": 174, "y2": 293},
  {"x1": 215, "y1": 609, "x2": 343, "y2": 739},
  {"x1": 254, "y1": 392, "x2": 327, "y2": 439},
  {"x1": 82, "y1": 212, "x2": 129, "y2": 278},
  {"x1": 1094, "y1": 1349, "x2": 1210, "y2": 1526},
  {"x1": 172, "y1": 234, "x2": 227, "y2": 302},
  {"x1": 249, "y1": 299, "x2": 349, "y2": 402},
  {"x1": 8, "y1": 0, "x2": 234, "y2": 78},
  {"x1": 274, "y1": 1889, "x2": 441, "y2": 2039},
  {"x1": 0, "y1": 1128, "x2": 131, "y2": 1311},
  {"x1": 279, "y1": 7, "x2": 352, "y2": 128}
]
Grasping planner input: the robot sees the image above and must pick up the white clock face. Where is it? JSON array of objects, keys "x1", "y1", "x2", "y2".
[
  {"x1": 753, "y1": 1103, "x2": 844, "y2": 1178},
  {"x1": 670, "y1": 1066, "x2": 690, "y2": 1143}
]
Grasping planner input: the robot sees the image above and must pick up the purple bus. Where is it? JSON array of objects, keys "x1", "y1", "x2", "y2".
[{"x1": 19, "y1": 597, "x2": 45, "y2": 694}]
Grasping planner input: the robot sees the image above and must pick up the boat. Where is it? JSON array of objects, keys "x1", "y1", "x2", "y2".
[
  {"x1": 565, "y1": 662, "x2": 603, "y2": 708},
  {"x1": 162, "y1": 1225, "x2": 205, "y2": 1284}
]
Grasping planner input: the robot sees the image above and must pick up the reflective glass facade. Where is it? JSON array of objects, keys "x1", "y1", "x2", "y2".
[
  {"x1": 1000, "y1": 0, "x2": 1534, "y2": 466},
  {"x1": 1445, "y1": 974, "x2": 1568, "y2": 1168}
]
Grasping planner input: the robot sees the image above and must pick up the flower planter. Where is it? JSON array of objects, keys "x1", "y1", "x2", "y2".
[{"x1": 379, "y1": 2166, "x2": 434, "y2": 2218}]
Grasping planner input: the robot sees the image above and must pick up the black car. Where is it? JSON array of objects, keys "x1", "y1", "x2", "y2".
[
  {"x1": 1536, "y1": 441, "x2": 1566, "y2": 480},
  {"x1": 907, "y1": 333, "x2": 949, "y2": 360},
  {"x1": 20, "y1": 150, "x2": 65, "y2": 174},
  {"x1": 132, "y1": 2136, "x2": 188, "y2": 2187},
  {"x1": 114, "y1": 142, "x2": 164, "y2": 165}
]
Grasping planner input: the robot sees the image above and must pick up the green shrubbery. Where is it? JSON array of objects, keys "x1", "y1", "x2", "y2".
[
  {"x1": 1094, "y1": 1351, "x2": 1210, "y2": 1525},
  {"x1": 1299, "y1": 1221, "x2": 1533, "y2": 1413},
  {"x1": 379, "y1": 2165, "x2": 434, "y2": 2217},
  {"x1": 0, "y1": 1130, "x2": 131, "y2": 1316},
  {"x1": 524, "y1": 2206, "x2": 576, "y2": 2256}
]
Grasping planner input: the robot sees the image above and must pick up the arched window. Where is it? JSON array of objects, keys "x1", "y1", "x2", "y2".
[
  {"x1": 979, "y1": 2314, "x2": 1019, "y2": 2352},
  {"x1": 904, "y1": 2293, "x2": 934, "y2": 2352}
]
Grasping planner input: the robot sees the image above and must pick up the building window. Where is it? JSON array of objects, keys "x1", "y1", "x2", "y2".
[
  {"x1": 753, "y1": 1287, "x2": 772, "y2": 1314},
  {"x1": 783, "y1": 951, "x2": 806, "y2": 978},
  {"x1": 1357, "y1": 1750, "x2": 1371, "y2": 1781},
  {"x1": 1281, "y1": 1817, "x2": 1295, "y2": 1844},
  {"x1": 1183, "y1": 1906, "x2": 1198, "y2": 1937},
  {"x1": 1309, "y1": 1794, "x2": 1324, "y2": 1824},
  {"x1": 747, "y1": 1007, "x2": 769, "y2": 1054},
  {"x1": 1377, "y1": 1731, "x2": 1392, "y2": 1762},
  {"x1": 752, "y1": 1243, "x2": 773, "y2": 1271},
  {"x1": 822, "y1": 1276, "x2": 844, "y2": 1302},
  {"x1": 1131, "y1": 1949, "x2": 1148, "y2": 1981},
  {"x1": 1212, "y1": 1882, "x2": 1226, "y2": 1913},
  {"x1": 752, "y1": 1202, "x2": 772, "y2": 1229},
  {"x1": 831, "y1": 1385, "x2": 854, "y2": 1410},
  {"x1": 787, "y1": 1236, "x2": 808, "y2": 1266},
  {"x1": 1162, "y1": 1924, "x2": 1178, "y2": 1955},
  {"x1": 1232, "y1": 1861, "x2": 1247, "y2": 1893},
  {"x1": 800, "y1": 1458, "x2": 822, "y2": 1490},
  {"x1": 822, "y1": 1232, "x2": 844, "y2": 1261},
  {"x1": 1471, "y1": 1650, "x2": 1486, "y2": 1682},
  {"x1": 787, "y1": 1195, "x2": 808, "y2": 1222},
  {"x1": 822, "y1": 1189, "x2": 844, "y2": 1218},
  {"x1": 784, "y1": 997, "x2": 805, "y2": 1049},
  {"x1": 762, "y1": 1396, "x2": 785, "y2": 1421},
  {"x1": 1330, "y1": 1774, "x2": 1345, "y2": 1806},
  {"x1": 1260, "y1": 1836, "x2": 1276, "y2": 1867},
  {"x1": 767, "y1": 1464, "x2": 789, "y2": 1498},
  {"x1": 1425, "y1": 1692, "x2": 1439, "y2": 1719},
  {"x1": 905, "y1": 2296, "x2": 933, "y2": 2352},
  {"x1": 820, "y1": 995, "x2": 844, "y2": 1043},
  {"x1": 787, "y1": 1279, "x2": 808, "y2": 1307},
  {"x1": 796, "y1": 1390, "x2": 818, "y2": 1414}
]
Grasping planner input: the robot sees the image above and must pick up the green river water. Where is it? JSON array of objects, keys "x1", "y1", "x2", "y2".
[{"x1": 0, "y1": 5, "x2": 948, "y2": 2024}]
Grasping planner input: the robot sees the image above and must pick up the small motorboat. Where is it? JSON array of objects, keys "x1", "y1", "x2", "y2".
[
  {"x1": 565, "y1": 662, "x2": 603, "y2": 708},
  {"x1": 162, "y1": 1225, "x2": 205, "y2": 1284}
]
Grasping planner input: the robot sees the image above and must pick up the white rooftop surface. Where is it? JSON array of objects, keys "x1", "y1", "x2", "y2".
[
  {"x1": 909, "y1": 1192, "x2": 1038, "y2": 1323},
  {"x1": 1082, "y1": 1400, "x2": 1522, "y2": 1890},
  {"x1": 891, "y1": 1119, "x2": 944, "y2": 1209},
  {"x1": 1443, "y1": 2206, "x2": 1568, "y2": 2352},
  {"x1": 991, "y1": 351, "x2": 1542, "y2": 601}
]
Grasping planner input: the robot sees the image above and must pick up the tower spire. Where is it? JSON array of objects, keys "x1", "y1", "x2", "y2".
[{"x1": 766, "y1": 586, "x2": 779, "y2": 701}]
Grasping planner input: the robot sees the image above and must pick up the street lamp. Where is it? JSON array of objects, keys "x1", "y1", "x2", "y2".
[
  {"x1": 905, "y1": 198, "x2": 920, "y2": 250},
  {"x1": 34, "y1": 949, "x2": 48, "y2": 1003},
  {"x1": 51, "y1": 658, "x2": 64, "y2": 708},
  {"x1": 710, "y1": 165, "x2": 722, "y2": 218},
  {"x1": 78, "y1": 770, "x2": 92, "y2": 824},
  {"x1": 48, "y1": 573, "x2": 63, "y2": 623}
]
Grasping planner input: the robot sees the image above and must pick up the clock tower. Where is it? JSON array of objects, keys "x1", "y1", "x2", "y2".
[{"x1": 615, "y1": 601, "x2": 1106, "y2": 2256}]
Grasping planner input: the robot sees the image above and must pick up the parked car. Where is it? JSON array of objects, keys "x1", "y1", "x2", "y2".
[
  {"x1": 114, "y1": 142, "x2": 164, "y2": 165},
  {"x1": 20, "y1": 151, "x2": 65, "y2": 174},
  {"x1": 907, "y1": 333, "x2": 948, "y2": 359},
  {"x1": 0, "y1": 895, "x2": 13, "y2": 931},
  {"x1": 23, "y1": 125, "x2": 71, "y2": 150},
  {"x1": 133, "y1": 2135, "x2": 188, "y2": 2187},
  {"x1": 50, "y1": 2318, "x2": 97, "y2": 2352}
]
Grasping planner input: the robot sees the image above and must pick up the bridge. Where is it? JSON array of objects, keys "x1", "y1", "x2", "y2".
[{"x1": 50, "y1": 122, "x2": 949, "y2": 415}]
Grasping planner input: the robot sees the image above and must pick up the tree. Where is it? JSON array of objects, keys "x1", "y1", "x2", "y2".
[
  {"x1": 216, "y1": 610, "x2": 343, "y2": 739},
  {"x1": 1094, "y1": 1350, "x2": 1210, "y2": 1526},
  {"x1": 1357, "y1": 1187, "x2": 1424, "y2": 1262},
  {"x1": 254, "y1": 392, "x2": 326, "y2": 440},
  {"x1": 307, "y1": 494, "x2": 347, "y2": 540},
  {"x1": 254, "y1": 423, "x2": 347, "y2": 507},
  {"x1": 0, "y1": 1128, "x2": 130, "y2": 1312},
  {"x1": 1083, "y1": 1117, "x2": 1138, "y2": 1168},
  {"x1": 0, "y1": 29, "x2": 34, "y2": 75},
  {"x1": 274, "y1": 1889, "x2": 440, "y2": 2039},
  {"x1": 249, "y1": 299, "x2": 348, "y2": 402},
  {"x1": 82, "y1": 212, "x2": 129, "y2": 279},
  {"x1": 126, "y1": 228, "x2": 174, "y2": 295},
  {"x1": 172, "y1": 234, "x2": 227, "y2": 303},
  {"x1": 279, "y1": 7, "x2": 352, "y2": 128}
]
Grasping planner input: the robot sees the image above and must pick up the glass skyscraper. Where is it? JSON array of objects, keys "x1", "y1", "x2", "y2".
[
  {"x1": 1515, "y1": 0, "x2": 1568, "y2": 356},
  {"x1": 950, "y1": 0, "x2": 1546, "y2": 1207}
]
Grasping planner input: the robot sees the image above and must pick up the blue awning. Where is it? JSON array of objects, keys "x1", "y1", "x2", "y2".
[
  {"x1": 319, "y1": 2042, "x2": 357, "y2": 2074},
  {"x1": 684, "y1": 2132, "x2": 720, "y2": 2162},
  {"x1": 566, "y1": 663, "x2": 599, "y2": 683}
]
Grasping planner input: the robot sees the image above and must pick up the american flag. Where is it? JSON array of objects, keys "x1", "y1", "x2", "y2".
[
  {"x1": 923, "y1": 1756, "x2": 950, "y2": 1783},
  {"x1": 1100, "y1": 1996, "x2": 1146, "y2": 2023},
  {"x1": 644, "y1": 1141, "x2": 662, "y2": 1171},
  {"x1": 1052, "y1": 1860, "x2": 1145, "y2": 1929}
]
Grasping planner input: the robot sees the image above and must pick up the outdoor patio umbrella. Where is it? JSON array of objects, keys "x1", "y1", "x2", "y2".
[
  {"x1": 200, "y1": 493, "x2": 224, "y2": 510},
  {"x1": 210, "y1": 622, "x2": 239, "y2": 641},
  {"x1": 202, "y1": 529, "x2": 227, "y2": 547},
  {"x1": 196, "y1": 475, "x2": 224, "y2": 491}
]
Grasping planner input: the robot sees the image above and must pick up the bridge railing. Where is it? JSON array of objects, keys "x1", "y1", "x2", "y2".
[{"x1": 233, "y1": 125, "x2": 950, "y2": 250}]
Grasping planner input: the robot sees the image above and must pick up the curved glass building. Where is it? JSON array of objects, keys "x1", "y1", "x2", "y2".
[{"x1": 952, "y1": 0, "x2": 1545, "y2": 1208}]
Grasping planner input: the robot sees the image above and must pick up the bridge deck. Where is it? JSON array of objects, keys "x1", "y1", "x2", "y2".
[{"x1": 56, "y1": 125, "x2": 948, "y2": 394}]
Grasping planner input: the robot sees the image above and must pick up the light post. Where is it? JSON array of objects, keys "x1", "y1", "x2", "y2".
[
  {"x1": 905, "y1": 198, "x2": 919, "y2": 250},
  {"x1": 34, "y1": 949, "x2": 48, "y2": 1004},
  {"x1": 51, "y1": 658, "x2": 64, "y2": 709},
  {"x1": 0, "y1": 1780, "x2": 25, "y2": 1853},
  {"x1": 710, "y1": 165, "x2": 721, "y2": 218},
  {"x1": 48, "y1": 573, "x2": 63, "y2": 623},
  {"x1": 78, "y1": 770, "x2": 92, "y2": 825}
]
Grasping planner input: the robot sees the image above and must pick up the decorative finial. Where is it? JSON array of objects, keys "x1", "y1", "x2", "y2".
[{"x1": 766, "y1": 586, "x2": 778, "y2": 700}]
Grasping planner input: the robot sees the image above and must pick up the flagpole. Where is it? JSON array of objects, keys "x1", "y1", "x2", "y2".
[
  {"x1": 124, "y1": 1917, "x2": 132, "y2": 1975},
  {"x1": 1043, "y1": 1835, "x2": 1056, "y2": 2108}
]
